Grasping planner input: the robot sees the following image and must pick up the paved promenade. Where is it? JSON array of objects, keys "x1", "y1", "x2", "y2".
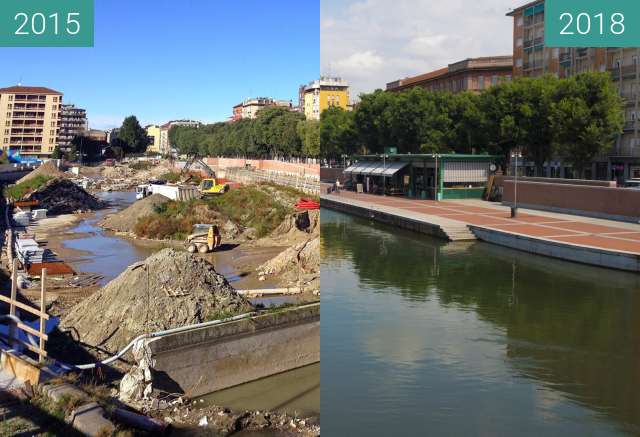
[{"x1": 322, "y1": 191, "x2": 640, "y2": 256}]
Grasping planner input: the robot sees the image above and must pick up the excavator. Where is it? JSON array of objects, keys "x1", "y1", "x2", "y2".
[{"x1": 182, "y1": 155, "x2": 229, "y2": 196}]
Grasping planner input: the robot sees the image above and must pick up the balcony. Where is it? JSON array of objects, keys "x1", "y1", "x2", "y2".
[
  {"x1": 611, "y1": 143, "x2": 640, "y2": 157},
  {"x1": 621, "y1": 93, "x2": 639, "y2": 106},
  {"x1": 13, "y1": 96, "x2": 46, "y2": 103},
  {"x1": 608, "y1": 65, "x2": 639, "y2": 80},
  {"x1": 559, "y1": 53, "x2": 571, "y2": 64},
  {"x1": 623, "y1": 121, "x2": 637, "y2": 131},
  {"x1": 534, "y1": 36, "x2": 544, "y2": 46}
]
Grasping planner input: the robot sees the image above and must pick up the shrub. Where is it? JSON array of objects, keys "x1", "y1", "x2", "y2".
[{"x1": 5, "y1": 175, "x2": 52, "y2": 200}]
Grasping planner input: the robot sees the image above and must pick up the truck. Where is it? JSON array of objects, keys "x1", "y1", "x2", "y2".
[{"x1": 185, "y1": 224, "x2": 222, "y2": 253}]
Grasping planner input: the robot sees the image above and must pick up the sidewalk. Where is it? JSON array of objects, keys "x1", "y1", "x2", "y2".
[{"x1": 322, "y1": 191, "x2": 640, "y2": 256}]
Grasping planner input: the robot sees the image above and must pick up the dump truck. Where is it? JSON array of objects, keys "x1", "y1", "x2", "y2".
[
  {"x1": 185, "y1": 224, "x2": 222, "y2": 253},
  {"x1": 199, "y1": 178, "x2": 229, "y2": 196}
]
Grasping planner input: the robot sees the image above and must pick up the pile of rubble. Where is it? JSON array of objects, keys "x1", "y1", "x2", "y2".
[
  {"x1": 100, "y1": 193, "x2": 170, "y2": 233},
  {"x1": 17, "y1": 161, "x2": 66, "y2": 184},
  {"x1": 61, "y1": 248, "x2": 253, "y2": 354},
  {"x1": 25, "y1": 178, "x2": 104, "y2": 215}
]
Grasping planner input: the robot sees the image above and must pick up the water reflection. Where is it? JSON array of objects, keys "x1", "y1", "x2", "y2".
[{"x1": 321, "y1": 209, "x2": 640, "y2": 436}]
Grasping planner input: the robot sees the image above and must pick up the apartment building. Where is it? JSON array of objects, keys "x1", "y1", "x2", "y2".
[
  {"x1": 159, "y1": 119, "x2": 201, "y2": 155},
  {"x1": 386, "y1": 56, "x2": 513, "y2": 94},
  {"x1": 508, "y1": 1, "x2": 640, "y2": 182},
  {"x1": 0, "y1": 86, "x2": 63, "y2": 157},
  {"x1": 302, "y1": 77, "x2": 350, "y2": 120},
  {"x1": 146, "y1": 124, "x2": 161, "y2": 154},
  {"x1": 58, "y1": 104, "x2": 88, "y2": 152},
  {"x1": 231, "y1": 98, "x2": 293, "y2": 121}
]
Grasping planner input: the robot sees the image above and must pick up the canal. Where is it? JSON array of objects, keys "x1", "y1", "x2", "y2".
[{"x1": 321, "y1": 208, "x2": 640, "y2": 436}]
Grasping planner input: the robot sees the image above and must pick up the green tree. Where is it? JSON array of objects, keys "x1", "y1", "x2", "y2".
[
  {"x1": 297, "y1": 119, "x2": 320, "y2": 157},
  {"x1": 118, "y1": 116, "x2": 150, "y2": 154},
  {"x1": 320, "y1": 107, "x2": 358, "y2": 159},
  {"x1": 551, "y1": 72, "x2": 624, "y2": 174}
]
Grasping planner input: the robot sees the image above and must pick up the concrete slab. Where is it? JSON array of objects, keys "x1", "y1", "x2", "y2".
[{"x1": 68, "y1": 402, "x2": 115, "y2": 436}]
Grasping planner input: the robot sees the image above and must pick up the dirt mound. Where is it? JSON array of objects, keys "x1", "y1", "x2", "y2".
[
  {"x1": 61, "y1": 248, "x2": 253, "y2": 354},
  {"x1": 272, "y1": 210, "x2": 319, "y2": 237},
  {"x1": 25, "y1": 178, "x2": 104, "y2": 214},
  {"x1": 257, "y1": 237, "x2": 319, "y2": 288},
  {"x1": 101, "y1": 194, "x2": 170, "y2": 233},
  {"x1": 17, "y1": 161, "x2": 66, "y2": 184}
]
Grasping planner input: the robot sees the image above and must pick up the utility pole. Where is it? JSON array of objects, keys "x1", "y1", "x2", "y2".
[{"x1": 511, "y1": 149, "x2": 522, "y2": 218}]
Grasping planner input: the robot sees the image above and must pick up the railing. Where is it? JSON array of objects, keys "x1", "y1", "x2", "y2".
[
  {"x1": 223, "y1": 167, "x2": 320, "y2": 194},
  {"x1": 623, "y1": 121, "x2": 636, "y2": 131},
  {"x1": 612, "y1": 144, "x2": 640, "y2": 157},
  {"x1": 0, "y1": 260, "x2": 49, "y2": 363}
]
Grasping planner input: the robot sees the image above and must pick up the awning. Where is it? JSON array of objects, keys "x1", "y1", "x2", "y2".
[
  {"x1": 368, "y1": 161, "x2": 408, "y2": 176},
  {"x1": 344, "y1": 162, "x2": 369, "y2": 174}
]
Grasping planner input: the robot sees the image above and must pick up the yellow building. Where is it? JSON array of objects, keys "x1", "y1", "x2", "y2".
[
  {"x1": 145, "y1": 124, "x2": 161, "y2": 154},
  {"x1": 302, "y1": 77, "x2": 350, "y2": 120},
  {"x1": 0, "y1": 85, "x2": 63, "y2": 157}
]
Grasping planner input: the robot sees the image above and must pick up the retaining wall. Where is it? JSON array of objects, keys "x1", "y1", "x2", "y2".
[
  {"x1": 471, "y1": 226, "x2": 640, "y2": 272},
  {"x1": 205, "y1": 158, "x2": 320, "y2": 178},
  {"x1": 321, "y1": 195, "x2": 450, "y2": 240},
  {"x1": 495, "y1": 176, "x2": 616, "y2": 188},
  {"x1": 142, "y1": 304, "x2": 319, "y2": 397},
  {"x1": 502, "y1": 180, "x2": 640, "y2": 222}
]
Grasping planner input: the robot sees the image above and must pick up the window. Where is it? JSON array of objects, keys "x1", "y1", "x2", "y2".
[
  {"x1": 516, "y1": 38, "x2": 523, "y2": 47},
  {"x1": 517, "y1": 16, "x2": 523, "y2": 26},
  {"x1": 51, "y1": 121, "x2": 56, "y2": 127},
  {"x1": 50, "y1": 130, "x2": 55, "y2": 136},
  {"x1": 492, "y1": 75, "x2": 498, "y2": 86},
  {"x1": 4, "y1": 130, "x2": 8, "y2": 135},
  {"x1": 8, "y1": 96, "x2": 13, "y2": 101},
  {"x1": 6, "y1": 113, "x2": 11, "y2": 118},
  {"x1": 7, "y1": 104, "x2": 11, "y2": 110},
  {"x1": 3, "y1": 139, "x2": 7, "y2": 144},
  {"x1": 4, "y1": 121, "x2": 9, "y2": 127},
  {"x1": 49, "y1": 138, "x2": 54, "y2": 144},
  {"x1": 53, "y1": 97, "x2": 57, "y2": 102},
  {"x1": 552, "y1": 48, "x2": 559, "y2": 59},
  {"x1": 633, "y1": 56, "x2": 639, "y2": 65},
  {"x1": 516, "y1": 58, "x2": 523, "y2": 67},
  {"x1": 478, "y1": 76, "x2": 485, "y2": 90}
]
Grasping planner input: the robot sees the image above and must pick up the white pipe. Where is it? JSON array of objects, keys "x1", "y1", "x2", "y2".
[{"x1": 1, "y1": 312, "x2": 258, "y2": 371}]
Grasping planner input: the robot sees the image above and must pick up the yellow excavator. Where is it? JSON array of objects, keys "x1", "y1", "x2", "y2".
[{"x1": 199, "y1": 178, "x2": 229, "y2": 196}]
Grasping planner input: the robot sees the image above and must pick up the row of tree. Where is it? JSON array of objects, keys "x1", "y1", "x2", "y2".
[
  {"x1": 170, "y1": 107, "x2": 320, "y2": 158},
  {"x1": 321, "y1": 72, "x2": 624, "y2": 172}
]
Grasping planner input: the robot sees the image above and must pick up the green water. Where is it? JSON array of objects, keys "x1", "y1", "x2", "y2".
[{"x1": 321, "y1": 209, "x2": 640, "y2": 436}]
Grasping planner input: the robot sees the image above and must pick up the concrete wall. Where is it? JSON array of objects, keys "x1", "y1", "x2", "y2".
[
  {"x1": 495, "y1": 176, "x2": 616, "y2": 188},
  {"x1": 321, "y1": 195, "x2": 450, "y2": 240},
  {"x1": 205, "y1": 157, "x2": 320, "y2": 178},
  {"x1": 320, "y1": 167, "x2": 347, "y2": 183},
  {"x1": 471, "y1": 226, "x2": 640, "y2": 272},
  {"x1": 502, "y1": 180, "x2": 640, "y2": 222},
  {"x1": 144, "y1": 304, "x2": 319, "y2": 397}
]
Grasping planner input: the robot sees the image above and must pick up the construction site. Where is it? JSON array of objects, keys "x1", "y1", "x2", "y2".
[{"x1": 0, "y1": 158, "x2": 320, "y2": 437}]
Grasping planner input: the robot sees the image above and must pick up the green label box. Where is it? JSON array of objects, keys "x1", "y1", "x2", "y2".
[
  {"x1": 545, "y1": 0, "x2": 640, "y2": 47},
  {"x1": 0, "y1": 0, "x2": 94, "y2": 47}
]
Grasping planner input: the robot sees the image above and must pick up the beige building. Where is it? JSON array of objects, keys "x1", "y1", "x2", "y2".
[
  {"x1": 0, "y1": 86, "x2": 63, "y2": 157},
  {"x1": 508, "y1": 1, "x2": 640, "y2": 182},
  {"x1": 146, "y1": 124, "x2": 161, "y2": 154},
  {"x1": 302, "y1": 77, "x2": 350, "y2": 120}
]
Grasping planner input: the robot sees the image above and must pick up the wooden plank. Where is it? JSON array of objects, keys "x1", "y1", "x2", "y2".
[
  {"x1": 15, "y1": 321, "x2": 48, "y2": 341},
  {"x1": 0, "y1": 333, "x2": 47, "y2": 358},
  {"x1": 0, "y1": 295, "x2": 50, "y2": 320},
  {"x1": 39, "y1": 269, "x2": 46, "y2": 363}
]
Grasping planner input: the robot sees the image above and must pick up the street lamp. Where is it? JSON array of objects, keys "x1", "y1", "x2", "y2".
[
  {"x1": 511, "y1": 149, "x2": 522, "y2": 218},
  {"x1": 382, "y1": 154, "x2": 389, "y2": 195}
]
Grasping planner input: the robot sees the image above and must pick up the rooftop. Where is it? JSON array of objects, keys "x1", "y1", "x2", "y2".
[
  {"x1": 0, "y1": 85, "x2": 62, "y2": 95},
  {"x1": 386, "y1": 56, "x2": 513, "y2": 91}
]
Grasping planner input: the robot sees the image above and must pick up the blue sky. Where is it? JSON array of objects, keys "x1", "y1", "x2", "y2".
[{"x1": 0, "y1": 0, "x2": 319, "y2": 129}]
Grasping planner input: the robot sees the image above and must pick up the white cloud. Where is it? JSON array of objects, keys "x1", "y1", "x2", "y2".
[
  {"x1": 321, "y1": 0, "x2": 515, "y2": 98},
  {"x1": 333, "y1": 51, "x2": 384, "y2": 78}
]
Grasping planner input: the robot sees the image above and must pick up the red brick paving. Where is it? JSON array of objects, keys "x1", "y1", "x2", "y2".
[{"x1": 325, "y1": 191, "x2": 640, "y2": 255}]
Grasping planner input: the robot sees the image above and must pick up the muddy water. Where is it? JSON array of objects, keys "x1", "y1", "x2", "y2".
[
  {"x1": 198, "y1": 363, "x2": 320, "y2": 418},
  {"x1": 62, "y1": 192, "x2": 160, "y2": 284}
]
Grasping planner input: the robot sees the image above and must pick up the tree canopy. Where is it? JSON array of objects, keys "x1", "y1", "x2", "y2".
[
  {"x1": 321, "y1": 72, "x2": 624, "y2": 173},
  {"x1": 169, "y1": 107, "x2": 311, "y2": 158},
  {"x1": 118, "y1": 116, "x2": 151, "y2": 154}
]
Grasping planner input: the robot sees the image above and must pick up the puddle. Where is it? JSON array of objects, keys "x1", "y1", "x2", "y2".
[
  {"x1": 197, "y1": 363, "x2": 320, "y2": 419},
  {"x1": 62, "y1": 192, "x2": 160, "y2": 285}
]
